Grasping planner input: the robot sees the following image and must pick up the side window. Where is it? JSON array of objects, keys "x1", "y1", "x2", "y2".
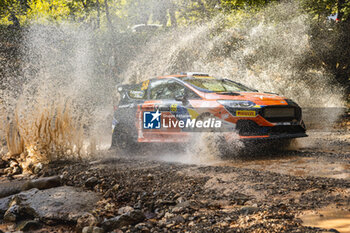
[
  {"x1": 127, "y1": 84, "x2": 146, "y2": 99},
  {"x1": 150, "y1": 80, "x2": 185, "y2": 100},
  {"x1": 186, "y1": 89, "x2": 201, "y2": 99}
]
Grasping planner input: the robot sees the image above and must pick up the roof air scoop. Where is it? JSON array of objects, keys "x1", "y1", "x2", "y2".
[{"x1": 181, "y1": 72, "x2": 210, "y2": 77}]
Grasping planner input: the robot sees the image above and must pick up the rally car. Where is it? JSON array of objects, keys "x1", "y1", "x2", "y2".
[{"x1": 111, "y1": 73, "x2": 307, "y2": 151}]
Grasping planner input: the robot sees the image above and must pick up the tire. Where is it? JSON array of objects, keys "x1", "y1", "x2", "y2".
[{"x1": 110, "y1": 123, "x2": 139, "y2": 155}]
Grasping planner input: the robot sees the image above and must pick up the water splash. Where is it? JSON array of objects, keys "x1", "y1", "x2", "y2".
[
  {"x1": 0, "y1": 2, "x2": 346, "y2": 168},
  {"x1": 121, "y1": 2, "x2": 344, "y2": 108}
]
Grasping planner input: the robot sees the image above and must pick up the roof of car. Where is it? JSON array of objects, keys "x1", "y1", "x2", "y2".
[
  {"x1": 157, "y1": 75, "x2": 187, "y2": 79},
  {"x1": 157, "y1": 73, "x2": 214, "y2": 80}
]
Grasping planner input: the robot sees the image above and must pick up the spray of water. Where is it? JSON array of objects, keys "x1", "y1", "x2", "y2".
[
  {"x1": 122, "y1": 3, "x2": 344, "y2": 108},
  {"x1": 118, "y1": 2, "x2": 345, "y2": 162},
  {"x1": 0, "y1": 2, "x2": 345, "y2": 168},
  {"x1": 0, "y1": 23, "x2": 116, "y2": 171}
]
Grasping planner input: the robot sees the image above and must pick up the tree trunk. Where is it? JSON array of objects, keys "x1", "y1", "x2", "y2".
[
  {"x1": 169, "y1": 7, "x2": 177, "y2": 27},
  {"x1": 104, "y1": 0, "x2": 113, "y2": 32},
  {"x1": 96, "y1": 0, "x2": 101, "y2": 28}
]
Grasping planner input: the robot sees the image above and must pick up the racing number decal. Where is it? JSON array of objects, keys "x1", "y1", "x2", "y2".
[
  {"x1": 170, "y1": 104, "x2": 177, "y2": 112},
  {"x1": 141, "y1": 80, "x2": 150, "y2": 90}
]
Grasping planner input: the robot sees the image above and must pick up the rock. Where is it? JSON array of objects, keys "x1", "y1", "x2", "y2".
[
  {"x1": 167, "y1": 215, "x2": 185, "y2": 224},
  {"x1": 21, "y1": 176, "x2": 61, "y2": 191},
  {"x1": 5, "y1": 186, "x2": 100, "y2": 223},
  {"x1": 135, "y1": 222, "x2": 149, "y2": 232},
  {"x1": 171, "y1": 206, "x2": 184, "y2": 214},
  {"x1": 76, "y1": 213, "x2": 98, "y2": 231},
  {"x1": 4, "y1": 189, "x2": 39, "y2": 222},
  {"x1": 0, "y1": 168, "x2": 5, "y2": 175},
  {"x1": 0, "y1": 195, "x2": 11, "y2": 217},
  {"x1": 92, "y1": 227, "x2": 104, "y2": 233},
  {"x1": 239, "y1": 206, "x2": 260, "y2": 215},
  {"x1": 9, "y1": 160, "x2": 19, "y2": 168},
  {"x1": 118, "y1": 206, "x2": 134, "y2": 215},
  {"x1": 147, "y1": 174, "x2": 154, "y2": 180},
  {"x1": 33, "y1": 163, "x2": 43, "y2": 174},
  {"x1": 112, "y1": 184, "x2": 120, "y2": 191},
  {"x1": 164, "y1": 212, "x2": 174, "y2": 219},
  {"x1": 171, "y1": 200, "x2": 192, "y2": 213},
  {"x1": 176, "y1": 197, "x2": 186, "y2": 204},
  {"x1": 0, "y1": 159, "x2": 7, "y2": 168},
  {"x1": 102, "y1": 210, "x2": 145, "y2": 231},
  {"x1": 4, "y1": 167, "x2": 12, "y2": 175},
  {"x1": 82, "y1": 226, "x2": 94, "y2": 233},
  {"x1": 85, "y1": 177, "x2": 99, "y2": 188},
  {"x1": 16, "y1": 220, "x2": 41, "y2": 231},
  {"x1": 4, "y1": 204, "x2": 18, "y2": 222},
  {"x1": 82, "y1": 226, "x2": 105, "y2": 233},
  {"x1": 12, "y1": 166, "x2": 21, "y2": 175}
]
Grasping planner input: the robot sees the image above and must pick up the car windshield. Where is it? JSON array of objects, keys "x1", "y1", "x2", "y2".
[{"x1": 183, "y1": 78, "x2": 256, "y2": 93}]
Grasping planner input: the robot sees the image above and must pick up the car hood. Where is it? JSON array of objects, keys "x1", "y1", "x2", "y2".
[{"x1": 203, "y1": 92, "x2": 289, "y2": 106}]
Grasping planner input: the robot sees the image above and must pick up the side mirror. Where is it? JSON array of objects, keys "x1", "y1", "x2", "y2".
[{"x1": 175, "y1": 94, "x2": 189, "y2": 105}]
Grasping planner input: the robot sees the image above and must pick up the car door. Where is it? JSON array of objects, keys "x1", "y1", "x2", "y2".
[{"x1": 139, "y1": 79, "x2": 190, "y2": 142}]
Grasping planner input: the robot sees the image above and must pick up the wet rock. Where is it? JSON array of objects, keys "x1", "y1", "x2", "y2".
[
  {"x1": 146, "y1": 173, "x2": 154, "y2": 180},
  {"x1": 4, "y1": 204, "x2": 18, "y2": 222},
  {"x1": 0, "y1": 176, "x2": 60, "y2": 199},
  {"x1": 239, "y1": 206, "x2": 260, "y2": 215},
  {"x1": 0, "y1": 195, "x2": 11, "y2": 217},
  {"x1": 171, "y1": 206, "x2": 185, "y2": 214},
  {"x1": 5, "y1": 186, "x2": 100, "y2": 223},
  {"x1": 0, "y1": 168, "x2": 5, "y2": 175},
  {"x1": 85, "y1": 177, "x2": 99, "y2": 188},
  {"x1": 135, "y1": 222, "x2": 149, "y2": 232},
  {"x1": 102, "y1": 210, "x2": 145, "y2": 231},
  {"x1": 82, "y1": 226, "x2": 104, "y2": 233},
  {"x1": 33, "y1": 163, "x2": 43, "y2": 174},
  {"x1": 16, "y1": 220, "x2": 41, "y2": 231},
  {"x1": 12, "y1": 166, "x2": 21, "y2": 175},
  {"x1": 21, "y1": 176, "x2": 61, "y2": 191},
  {"x1": 4, "y1": 189, "x2": 40, "y2": 222},
  {"x1": 112, "y1": 184, "x2": 120, "y2": 191},
  {"x1": 4, "y1": 167, "x2": 12, "y2": 175},
  {"x1": 0, "y1": 159, "x2": 7, "y2": 168},
  {"x1": 9, "y1": 160, "x2": 19, "y2": 168},
  {"x1": 167, "y1": 215, "x2": 185, "y2": 224},
  {"x1": 171, "y1": 200, "x2": 192, "y2": 213},
  {"x1": 92, "y1": 227, "x2": 104, "y2": 233},
  {"x1": 176, "y1": 197, "x2": 186, "y2": 204},
  {"x1": 117, "y1": 206, "x2": 134, "y2": 215},
  {"x1": 76, "y1": 213, "x2": 99, "y2": 231}
]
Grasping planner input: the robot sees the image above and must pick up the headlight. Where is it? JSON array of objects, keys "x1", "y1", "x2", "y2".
[{"x1": 217, "y1": 100, "x2": 256, "y2": 108}]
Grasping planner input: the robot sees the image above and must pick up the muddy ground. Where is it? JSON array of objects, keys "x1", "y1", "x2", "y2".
[{"x1": 0, "y1": 130, "x2": 349, "y2": 232}]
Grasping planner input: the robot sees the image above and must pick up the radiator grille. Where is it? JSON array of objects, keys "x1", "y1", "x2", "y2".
[
  {"x1": 262, "y1": 106, "x2": 300, "y2": 123},
  {"x1": 264, "y1": 108, "x2": 295, "y2": 118}
]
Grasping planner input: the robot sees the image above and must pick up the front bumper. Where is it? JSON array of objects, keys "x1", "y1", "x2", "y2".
[{"x1": 236, "y1": 120, "x2": 307, "y2": 139}]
